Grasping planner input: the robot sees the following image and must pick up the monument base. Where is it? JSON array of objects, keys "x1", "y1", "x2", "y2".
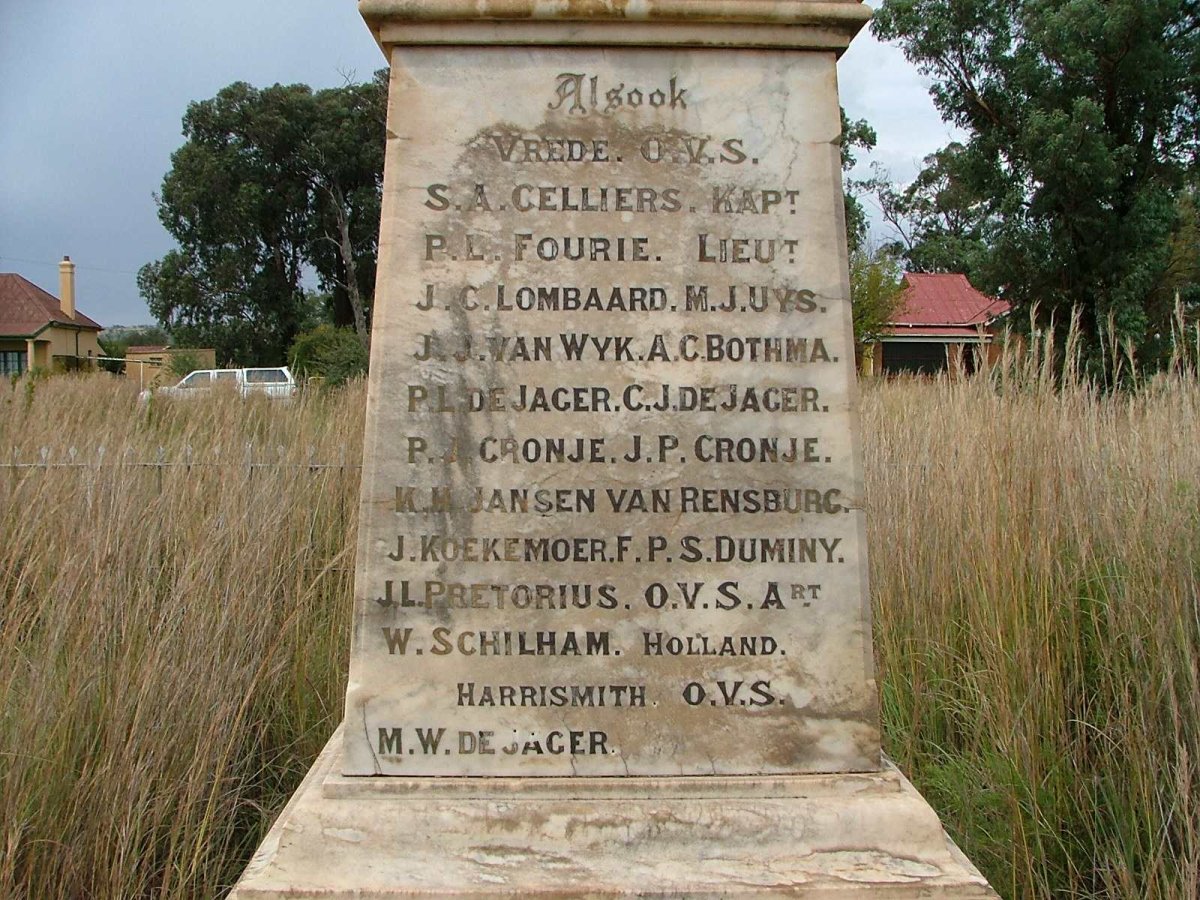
[{"x1": 231, "y1": 725, "x2": 996, "y2": 898}]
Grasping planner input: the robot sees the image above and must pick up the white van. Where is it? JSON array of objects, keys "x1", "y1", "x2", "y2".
[{"x1": 140, "y1": 367, "x2": 297, "y2": 401}]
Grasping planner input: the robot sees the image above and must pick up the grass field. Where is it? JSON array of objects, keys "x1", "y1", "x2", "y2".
[{"x1": 0, "y1": 363, "x2": 1197, "y2": 899}]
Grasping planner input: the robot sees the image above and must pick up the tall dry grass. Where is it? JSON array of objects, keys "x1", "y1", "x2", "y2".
[
  {"x1": 0, "y1": 376, "x2": 363, "y2": 898},
  {"x1": 864, "y1": 343, "x2": 1200, "y2": 899},
  {"x1": 0, "y1": 349, "x2": 1196, "y2": 898}
]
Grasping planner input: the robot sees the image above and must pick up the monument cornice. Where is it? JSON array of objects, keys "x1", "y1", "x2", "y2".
[{"x1": 359, "y1": 0, "x2": 871, "y2": 53}]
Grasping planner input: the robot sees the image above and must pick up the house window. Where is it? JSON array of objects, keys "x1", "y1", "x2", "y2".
[{"x1": 0, "y1": 350, "x2": 26, "y2": 376}]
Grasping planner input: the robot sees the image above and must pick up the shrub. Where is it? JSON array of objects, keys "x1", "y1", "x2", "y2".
[
  {"x1": 168, "y1": 349, "x2": 205, "y2": 379},
  {"x1": 289, "y1": 325, "x2": 368, "y2": 386}
]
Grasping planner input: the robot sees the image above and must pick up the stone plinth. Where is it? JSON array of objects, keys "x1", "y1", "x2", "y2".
[
  {"x1": 233, "y1": 727, "x2": 995, "y2": 898},
  {"x1": 232, "y1": 1, "x2": 998, "y2": 895}
]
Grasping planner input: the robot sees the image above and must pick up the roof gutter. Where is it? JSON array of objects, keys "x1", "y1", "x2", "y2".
[{"x1": 0, "y1": 320, "x2": 101, "y2": 341}]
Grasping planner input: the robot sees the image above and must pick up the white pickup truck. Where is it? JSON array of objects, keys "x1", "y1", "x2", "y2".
[{"x1": 140, "y1": 367, "x2": 298, "y2": 401}]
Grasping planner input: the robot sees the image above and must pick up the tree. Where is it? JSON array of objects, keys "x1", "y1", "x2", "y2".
[
  {"x1": 140, "y1": 76, "x2": 386, "y2": 365},
  {"x1": 303, "y1": 73, "x2": 386, "y2": 347},
  {"x1": 874, "y1": 0, "x2": 1200, "y2": 366},
  {"x1": 289, "y1": 324, "x2": 369, "y2": 386},
  {"x1": 1144, "y1": 182, "x2": 1200, "y2": 363},
  {"x1": 874, "y1": 143, "x2": 992, "y2": 278},
  {"x1": 841, "y1": 110, "x2": 879, "y2": 254},
  {"x1": 849, "y1": 245, "x2": 906, "y2": 357},
  {"x1": 168, "y1": 350, "x2": 205, "y2": 379},
  {"x1": 1160, "y1": 182, "x2": 1200, "y2": 311},
  {"x1": 99, "y1": 324, "x2": 172, "y2": 349},
  {"x1": 97, "y1": 325, "x2": 172, "y2": 374}
]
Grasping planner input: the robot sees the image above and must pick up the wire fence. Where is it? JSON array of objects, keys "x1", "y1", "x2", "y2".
[
  {"x1": 1, "y1": 446, "x2": 363, "y2": 472},
  {"x1": 1, "y1": 446, "x2": 363, "y2": 533}
]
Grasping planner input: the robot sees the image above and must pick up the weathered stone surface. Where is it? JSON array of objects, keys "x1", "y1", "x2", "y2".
[
  {"x1": 358, "y1": 0, "x2": 874, "y2": 52},
  {"x1": 343, "y1": 41, "x2": 878, "y2": 780},
  {"x1": 231, "y1": 2, "x2": 998, "y2": 895},
  {"x1": 233, "y1": 727, "x2": 997, "y2": 898}
]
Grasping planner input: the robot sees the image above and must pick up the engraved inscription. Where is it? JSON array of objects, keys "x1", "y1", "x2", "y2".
[{"x1": 343, "y1": 48, "x2": 876, "y2": 778}]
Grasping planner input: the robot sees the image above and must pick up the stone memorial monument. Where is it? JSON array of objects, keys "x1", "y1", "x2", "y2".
[{"x1": 233, "y1": 1, "x2": 997, "y2": 895}]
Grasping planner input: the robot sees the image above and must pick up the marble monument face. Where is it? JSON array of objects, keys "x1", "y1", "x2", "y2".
[{"x1": 342, "y1": 46, "x2": 879, "y2": 777}]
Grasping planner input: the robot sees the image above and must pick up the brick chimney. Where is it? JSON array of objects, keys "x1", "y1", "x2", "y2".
[{"x1": 58, "y1": 256, "x2": 76, "y2": 320}]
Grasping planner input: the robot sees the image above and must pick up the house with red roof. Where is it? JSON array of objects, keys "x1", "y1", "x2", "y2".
[
  {"x1": 0, "y1": 257, "x2": 103, "y2": 375},
  {"x1": 865, "y1": 272, "x2": 1010, "y2": 376}
]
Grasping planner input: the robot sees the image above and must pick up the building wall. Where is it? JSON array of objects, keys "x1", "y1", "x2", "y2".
[
  {"x1": 126, "y1": 348, "x2": 218, "y2": 388},
  {"x1": 44, "y1": 325, "x2": 102, "y2": 370},
  {"x1": 1, "y1": 329, "x2": 102, "y2": 373},
  {"x1": 984, "y1": 339, "x2": 1006, "y2": 367}
]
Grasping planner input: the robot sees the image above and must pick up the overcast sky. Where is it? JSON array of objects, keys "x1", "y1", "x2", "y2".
[{"x1": 0, "y1": 0, "x2": 960, "y2": 328}]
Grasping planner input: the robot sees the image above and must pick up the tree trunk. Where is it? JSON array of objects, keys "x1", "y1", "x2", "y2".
[{"x1": 320, "y1": 179, "x2": 371, "y2": 348}]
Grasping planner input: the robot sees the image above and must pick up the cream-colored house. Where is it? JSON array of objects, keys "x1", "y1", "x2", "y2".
[{"x1": 0, "y1": 257, "x2": 103, "y2": 375}]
